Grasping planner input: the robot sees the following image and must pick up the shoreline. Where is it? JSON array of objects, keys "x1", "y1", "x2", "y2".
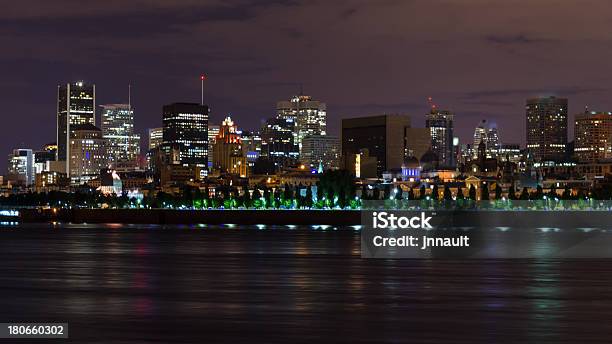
[{"x1": 9, "y1": 208, "x2": 612, "y2": 228}]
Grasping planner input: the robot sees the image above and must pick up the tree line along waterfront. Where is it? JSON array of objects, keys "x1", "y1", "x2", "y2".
[{"x1": 3, "y1": 170, "x2": 612, "y2": 211}]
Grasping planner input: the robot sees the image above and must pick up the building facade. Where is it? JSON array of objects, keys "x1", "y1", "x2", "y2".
[
  {"x1": 526, "y1": 96, "x2": 568, "y2": 162},
  {"x1": 57, "y1": 81, "x2": 95, "y2": 175},
  {"x1": 425, "y1": 108, "x2": 455, "y2": 167},
  {"x1": 100, "y1": 104, "x2": 140, "y2": 170},
  {"x1": 148, "y1": 127, "x2": 163, "y2": 151},
  {"x1": 342, "y1": 114, "x2": 411, "y2": 176},
  {"x1": 212, "y1": 117, "x2": 247, "y2": 177},
  {"x1": 300, "y1": 135, "x2": 341, "y2": 171},
  {"x1": 7, "y1": 149, "x2": 34, "y2": 186},
  {"x1": 472, "y1": 119, "x2": 500, "y2": 158},
  {"x1": 162, "y1": 103, "x2": 209, "y2": 177},
  {"x1": 276, "y1": 95, "x2": 326, "y2": 153},
  {"x1": 574, "y1": 110, "x2": 612, "y2": 163},
  {"x1": 69, "y1": 124, "x2": 107, "y2": 185},
  {"x1": 241, "y1": 130, "x2": 262, "y2": 171},
  {"x1": 260, "y1": 116, "x2": 299, "y2": 169},
  {"x1": 207, "y1": 125, "x2": 220, "y2": 168},
  {"x1": 34, "y1": 143, "x2": 57, "y2": 174}
]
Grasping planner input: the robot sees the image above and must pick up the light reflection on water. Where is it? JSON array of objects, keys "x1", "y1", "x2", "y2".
[{"x1": 0, "y1": 224, "x2": 610, "y2": 343}]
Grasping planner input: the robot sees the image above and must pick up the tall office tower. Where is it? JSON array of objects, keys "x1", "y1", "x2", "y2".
[
  {"x1": 487, "y1": 124, "x2": 500, "y2": 151},
  {"x1": 69, "y1": 124, "x2": 107, "y2": 185},
  {"x1": 300, "y1": 135, "x2": 341, "y2": 171},
  {"x1": 56, "y1": 81, "x2": 95, "y2": 175},
  {"x1": 148, "y1": 127, "x2": 163, "y2": 150},
  {"x1": 261, "y1": 116, "x2": 299, "y2": 169},
  {"x1": 342, "y1": 114, "x2": 411, "y2": 176},
  {"x1": 162, "y1": 103, "x2": 209, "y2": 176},
  {"x1": 212, "y1": 116, "x2": 247, "y2": 177},
  {"x1": 276, "y1": 95, "x2": 326, "y2": 153},
  {"x1": 100, "y1": 104, "x2": 140, "y2": 169},
  {"x1": 33, "y1": 143, "x2": 57, "y2": 174},
  {"x1": 207, "y1": 125, "x2": 220, "y2": 168},
  {"x1": 526, "y1": 96, "x2": 568, "y2": 162},
  {"x1": 473, "y1": 120, "x2": 487, "y2": 148},
  {"x1": 241, "y1": 130, "x2": 262, "y2": 169},
  {"x1": 425, "y1": 107, "x2": 455, "y2": 167},
  {"x1": 472, "y1": 120, "x2": 500, "y2": 157},
  {"x1": 7, "y1": 149, "x2": 34, "y2": 186},
  {"x1": 574, "y1": 110, "x2": 612, "y2": 163}
]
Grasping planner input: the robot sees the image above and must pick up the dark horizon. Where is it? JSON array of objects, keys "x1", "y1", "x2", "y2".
[{"x1": 2, "y1": 0, "x2": 611, "y2": 171}]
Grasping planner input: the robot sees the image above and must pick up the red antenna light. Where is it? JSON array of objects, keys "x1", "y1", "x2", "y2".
[
  {"x1": 427, "y1": 96, "x2": 437, "y2": 109},
  {"x1": 200, "y1": 74, "x2": 206, "y2": 81}
]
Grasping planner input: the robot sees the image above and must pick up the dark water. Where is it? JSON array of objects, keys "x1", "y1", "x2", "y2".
[{"x1": 0, "y1": 224, "x2": 611, "y2": 343}]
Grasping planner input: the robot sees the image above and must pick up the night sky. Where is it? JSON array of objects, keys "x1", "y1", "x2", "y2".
[{"x1": 2, "y1": 0, "x2": 611, "y2": 171}]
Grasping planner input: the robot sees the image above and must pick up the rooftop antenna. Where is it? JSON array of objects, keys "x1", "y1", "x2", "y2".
[
  {"x1": 299, "y1": 83, "x2": 303, "y2": 96},
  {"x1": 200, "y1": 74, "x2": 207, "y2": 105},
  {"x1": 128, "y1": 84, "x2": 132, "y2": 111}
]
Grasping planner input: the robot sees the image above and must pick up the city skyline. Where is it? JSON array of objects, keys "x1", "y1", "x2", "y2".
[{"x1": 3, "y1": 1, "x2": 612, "y2": 171}]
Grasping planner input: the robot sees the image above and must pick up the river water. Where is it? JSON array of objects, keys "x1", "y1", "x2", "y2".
[{"x1": 0, "y1": 223, "x2": 610, "y2": 343}]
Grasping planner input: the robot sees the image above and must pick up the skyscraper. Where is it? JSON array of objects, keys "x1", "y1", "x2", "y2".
[
  {"x1": 100, "y1": 104, "x2": 140, "y2": 169},
  {"x1": 212, "y1": 116, "x2": 247, "y2": 177},
  {"x1": 69, "y1": 124, "x2": 107, "y2": 185},
  {"x1": 574, "y1": 110, "x2": 612, "y2": 163},
  {"x1": 425, "y1": 107, "x2": 455, "y2": 167},
  {"x1": 276, "y1": 95, "x2": 326, "y2": 153},
  {"x1": 241, "y1": 130, "x2": 262, "y2": 170},
  {"x1": 472, "y1": 120, "x2": 500, "y2": 158},
  {"x1": 341, "y1": 114, "x2": 411, "y2": 176},
  {"x1": 161, "y1": 103, "x2": 209, "y2": 176},
  {"x1": 207, "y1": 125, "x2": 220, "y2": 168},
  {"x1": 260, "y1": 116, "x2": 299, "y2": 168},
  {"x1": 56, "y1": 81, "x2": 95, "y2": 175},
  {"x1": 526, "y1": 96, "x2": 568, "y2": 162},
  {"x1": 148, "y1": 127, "x2": 163, "y2": 150}
]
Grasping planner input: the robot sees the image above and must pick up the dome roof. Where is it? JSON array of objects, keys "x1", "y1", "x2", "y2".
[
  {"x1": 420, "y1": 150, "x2": 439, "y2": 164},
  {"x1": 403, "y1": 156, "x2": 420, "y2": 168}
]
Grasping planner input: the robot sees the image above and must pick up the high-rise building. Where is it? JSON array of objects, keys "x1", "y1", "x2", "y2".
[
  {"x1": 241, "y1": 130, "x2": 262, "y2": 169},
  {"x1": 207, "y1": 125, "x2": 220, "y2": 168},
  {"x1": 425, "y1": 107, "x2": 454, "y2": 167},
  {"x1": 526, "y1": 96, "x2": 568, "y2": 162},
  {"x1": 277, "y1": 95, "x2": 326, "y2": 153},
  {"x1": 100, "y1": 104, "x2": 140, "y2": 169},
  {"x1": 300, "y1": 135, "x2": 341, "y2": 171},
  {"x1": 261, "y1": 116, "x2": 299, "y2": 169},
  {"x1": 342, "y1": 114, "x2": 411, "y2": 176},
  {"x1": 472, "y1": 120, "x2": 500, "y2": 158},
  {"x1": 69, "y1": 124, "x2": 107, "y2": 185},
  {"x1": 212, "y1": 116, "x2": 247, "y2": 177},
  {"x1": 7, "y1": 149, "x2": 34, "y2": 186},
  {"x1": 574, "y1": 110, "x2": 612, "y2": 163},
  {"x1": 148, "y1": 127, "x2": 163, "y2": 150},
  {"x1": 56, "y1": 81, "x2": 95, "y2": 175},
  {"x1": 161, "y1": 103, "x2": 209, "y2": 177}
]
